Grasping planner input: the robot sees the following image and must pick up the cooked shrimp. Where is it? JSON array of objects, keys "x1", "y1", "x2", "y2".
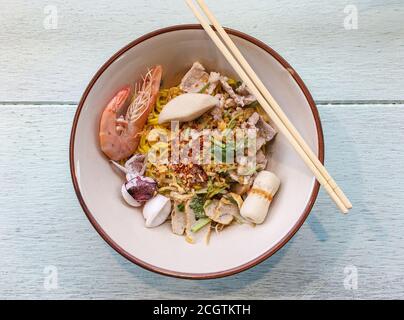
[{"x1": 99, "y1": 65, "x2": 163, "y2": 161}]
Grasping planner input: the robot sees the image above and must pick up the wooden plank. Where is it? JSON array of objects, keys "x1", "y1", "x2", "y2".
[
  {"x1": 0, "y1": 104, "x2": 403, "y2": 299},
  {"x1": 1, "y1": 0, "x2": 403, "y2": 102}
]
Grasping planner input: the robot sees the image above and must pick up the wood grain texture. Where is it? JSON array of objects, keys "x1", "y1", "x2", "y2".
[
  {"x1": 0, "y1": 104, "x2": 403, "y2": 299},
  {"x1": 1, "y1": 0, "x2": 403, "y2": 102}
]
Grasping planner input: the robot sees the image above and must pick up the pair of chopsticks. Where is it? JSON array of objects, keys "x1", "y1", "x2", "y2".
[{"x1": 185, "y1": 0, "x2": 352, "y2": 213}]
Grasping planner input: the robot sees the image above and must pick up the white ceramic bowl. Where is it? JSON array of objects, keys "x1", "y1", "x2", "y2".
[{"x1": 70, "y1": 25, "x2": 324, "y2": 279}]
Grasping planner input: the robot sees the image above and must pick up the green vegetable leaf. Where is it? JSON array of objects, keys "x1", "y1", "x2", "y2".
[
  {"x1": 246, "y1": 101, "x2": 259, "y2": 108},
  {"x1": 191, "y1": 218, "x2": 211, "y2": 233},
  {"x1": 189, "y1": 195, "x2": 206, "y2": 219},
  {"x1": 207, "y1": 186, "x2": 227, "y2": 199},
  {"x1": 228, "y1": 112, "x2": 243, "y2": 129},
  {"x1": 198, "y1": 83, "x2": 210, "y2": 94},
  {"x1": 177, "y1": 203, "x2": 185, "y2": 212}
]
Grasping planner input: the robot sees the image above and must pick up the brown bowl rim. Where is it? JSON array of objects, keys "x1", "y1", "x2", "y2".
[{"x1": 69, "y1": 24, "x2": 324, "y2": 280}]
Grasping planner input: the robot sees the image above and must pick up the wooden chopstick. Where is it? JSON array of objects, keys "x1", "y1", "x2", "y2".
[
  {"x1": 194, "y1": 0, "x2": 352, "y2": 210},
  {"x1": 185, "y1": 0, "x2": 350, "y2": 213}
]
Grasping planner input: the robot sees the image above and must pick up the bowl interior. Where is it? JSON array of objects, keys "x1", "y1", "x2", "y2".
[{"x1": 72, "y1": 27, "x2": 321, "y2": 277}]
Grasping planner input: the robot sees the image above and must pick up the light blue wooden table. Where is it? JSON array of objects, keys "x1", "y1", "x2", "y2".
[{"x1": 1, "y1": 0, "x2": 403, "y2": 299}]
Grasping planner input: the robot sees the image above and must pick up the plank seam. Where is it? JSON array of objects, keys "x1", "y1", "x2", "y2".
[{"x1": 0, "y1": 100, "x2": 403, "y2": 106}]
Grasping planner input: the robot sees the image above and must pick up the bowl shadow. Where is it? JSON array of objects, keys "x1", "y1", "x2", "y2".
[{"x1": 108, "y1": 108, "x2": 374, "y2": 299}]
